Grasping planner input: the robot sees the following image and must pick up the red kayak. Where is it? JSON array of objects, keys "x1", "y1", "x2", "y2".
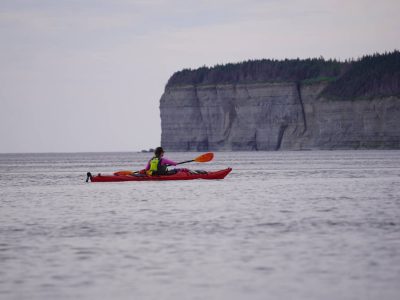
[{"x1": 87, "y1": 168, "x2": 232, "y2": 182}]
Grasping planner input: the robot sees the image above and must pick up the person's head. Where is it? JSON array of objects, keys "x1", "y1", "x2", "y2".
[{"x1": 154, "y1": 147, "x2": 164, "y2": 158}]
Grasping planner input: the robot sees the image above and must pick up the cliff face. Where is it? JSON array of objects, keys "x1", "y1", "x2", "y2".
[{"x1": 160, "y1": 82, "x2": 400, "y2": 151}]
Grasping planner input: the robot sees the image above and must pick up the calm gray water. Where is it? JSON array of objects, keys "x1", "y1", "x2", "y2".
[{"x1": 1, "y1": 151, "x2": 400, "y2": 300}]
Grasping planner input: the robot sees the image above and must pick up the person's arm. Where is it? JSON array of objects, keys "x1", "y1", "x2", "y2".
[
  {"x1": 161, "y1": 158, "x2": 177, "y2": 166},
  {"x1": 145, "y1": 161, "x2": 150, "y2": 170}
]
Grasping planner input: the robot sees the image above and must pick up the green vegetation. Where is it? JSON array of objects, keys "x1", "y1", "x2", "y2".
[
  {"x1": 166, "y1": 51, "x2": 400, "y2": 100},
  {"x1": 321, "y1": 51, "x2": 400, "y2": 99},
  {"x1": 167, "y1": 57, "x2": 345, "y2": 87}
]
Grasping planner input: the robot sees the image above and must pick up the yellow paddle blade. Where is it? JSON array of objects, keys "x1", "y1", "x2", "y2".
[
  {"x1": 114, "y1": 170, "x2": 133, "y2": 176},
  {"x1": 194, "y1": 152, "x2": 214, "y2": 163}
]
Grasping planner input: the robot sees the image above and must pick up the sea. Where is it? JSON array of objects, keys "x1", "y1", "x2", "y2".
[{"x1": 0, "y1": 151, "x2": 399, "y2": 300}]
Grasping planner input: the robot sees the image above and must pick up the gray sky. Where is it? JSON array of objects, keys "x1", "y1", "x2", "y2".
[{"x1": 1, "y1": 0, "x2": 399, "y2": 153}]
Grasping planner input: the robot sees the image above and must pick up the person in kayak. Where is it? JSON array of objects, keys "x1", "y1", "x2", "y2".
[{"x1": 145, "y1": 147, "x2": 178, "y2": 176}]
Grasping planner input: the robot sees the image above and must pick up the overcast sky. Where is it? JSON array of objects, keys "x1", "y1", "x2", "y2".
[{"x1": 0, "y1": 0, "x2": 399, "y2": 153}]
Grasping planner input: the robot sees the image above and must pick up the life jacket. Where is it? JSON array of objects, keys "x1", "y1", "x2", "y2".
[{"x1": 147, "y1": 157, "x2": 166, "y2": 176}]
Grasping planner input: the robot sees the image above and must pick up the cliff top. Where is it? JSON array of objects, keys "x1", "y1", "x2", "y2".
[
  {"x1": 166, "y1": 51, "x2": 400, "y2": 100},
  {"x1": 167, "y1": 57, "x2": 346, "y2": 87}
]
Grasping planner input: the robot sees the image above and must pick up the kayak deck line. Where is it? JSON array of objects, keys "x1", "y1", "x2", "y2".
[{"x1": 86, "y1": 168, "x2": 232, "y2": 182}]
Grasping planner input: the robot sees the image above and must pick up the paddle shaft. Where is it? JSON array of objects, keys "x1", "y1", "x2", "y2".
[
  {"x1": 171, "y1": 159, "x2": 194, "y2": 166},
  {"x1": 167, "y1": 153, "x2": 212, "y2": 166}
]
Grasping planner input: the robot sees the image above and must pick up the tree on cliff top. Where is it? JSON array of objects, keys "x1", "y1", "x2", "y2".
[
  {"x1": 166, "y1": 51, "x2": 400, "y2": 99},
  {"x1": 321, "y1": 50, "x2": 400, "y2": 99},
  {"x1": 166, "y1": 57, "x2": 345, "y2": 87}
]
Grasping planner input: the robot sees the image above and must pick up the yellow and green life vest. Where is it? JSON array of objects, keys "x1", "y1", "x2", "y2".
[
  {"x1": 149, "y1": 157, "x2": 160, "y2": 174},
  {"x1": 147, "y1": 157, "x2": 166, "y2": 176}
]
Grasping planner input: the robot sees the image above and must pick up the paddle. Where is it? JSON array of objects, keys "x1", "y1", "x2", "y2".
[
  {"x1": 175, "y1": 152, "x2": 214, "y2": 165},
  {"x1": 114, "y1": 152, "x2": 214, "y2": 176}
]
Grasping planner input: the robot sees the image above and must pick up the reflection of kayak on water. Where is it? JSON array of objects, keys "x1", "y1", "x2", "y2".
[{"x1": 86, "y1": 168, "x2": 232, "y2": 182}]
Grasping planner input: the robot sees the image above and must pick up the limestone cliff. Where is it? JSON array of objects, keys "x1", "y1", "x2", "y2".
[
  {"x1": 160, "y1": 82, "x2": 400, "y2": 150},
  {"x1": 160, "y1": 52, "x2": 400, "y2": 151}
]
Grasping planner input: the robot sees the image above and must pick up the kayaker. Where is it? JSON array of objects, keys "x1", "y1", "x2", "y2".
[{"x1": 145, "y1": 147, "x2": 178, "y2": 176}]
